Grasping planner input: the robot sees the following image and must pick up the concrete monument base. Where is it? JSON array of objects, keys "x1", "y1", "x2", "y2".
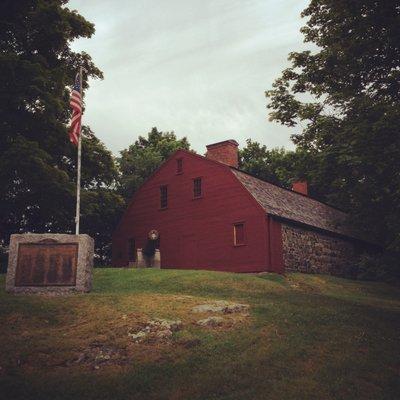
[
  {"x1": 136, "y1": 248, "x2": 161, "y2": 268},
  {"x1": 6, "y1": 233, "x2": 94, "y2": 293}
]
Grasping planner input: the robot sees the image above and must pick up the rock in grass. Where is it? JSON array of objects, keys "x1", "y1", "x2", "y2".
[
  {"x1": 154, "y1": 329, "x2": 173, "y2": 339},
  {"x1": 128, "y1": 319, "x2": 182, "y2": 343},
  {"x1": 196, "y1": 316, "x2": 224, "y2": 327},
  {"x1": 128, "y1": 331, "x2": 147, "y2": 342},
  {"x1": 149, "y1": 318, "x2": 182, "y2": 332},
  {"x1": 223, "y1": 303, "x2": 249, "y2": 314},
  {"x1": 191, "y1": 301, "x2": 249, "y2": 314}
]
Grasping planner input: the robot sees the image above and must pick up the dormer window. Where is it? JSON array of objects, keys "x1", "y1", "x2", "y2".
[
  {"x1": 160, "y1": 185, "x2": 168, "y2": 209},
  {"x1": 176, "y1": 158, "x2": 183, "y2": 174},
  {"x1": 193, "y1": 178, "x2": 202, "y2": 198}
]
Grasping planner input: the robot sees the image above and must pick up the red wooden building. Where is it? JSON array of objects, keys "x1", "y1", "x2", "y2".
[{"x1": 112, "y1": 140, "x2": 369, "y2": 274}]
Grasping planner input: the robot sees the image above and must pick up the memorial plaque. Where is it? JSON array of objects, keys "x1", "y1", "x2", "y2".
[
  {"x1": 6, "y1": 233, "x2": 94, "y2": 293},
  {"x1": 15, "y1": 243, "x2": 78, "y2": 287}
]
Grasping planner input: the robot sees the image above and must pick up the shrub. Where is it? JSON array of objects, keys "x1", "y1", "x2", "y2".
[
  {"x1": 356, "y1": 252, "x2": 399, "y2": 283},
  {"x1": 0, "y1": 245, "x2": 8, "y2": 274}
]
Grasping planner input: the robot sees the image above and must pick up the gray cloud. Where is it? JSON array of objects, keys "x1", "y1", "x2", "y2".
[{"x1": 69, "y1": 0, "x2": 309, "y2": 155}]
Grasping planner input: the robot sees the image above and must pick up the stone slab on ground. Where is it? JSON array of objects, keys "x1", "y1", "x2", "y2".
[
  {"x1": 191, "y1": 301, "x2": 249, "y2": 314},
  {"x1": 128, "y1": 318, "x2": 182, "y2": 343},
  {"x1": 6, "y1": 233, "x2": 94, "y2": 293}
]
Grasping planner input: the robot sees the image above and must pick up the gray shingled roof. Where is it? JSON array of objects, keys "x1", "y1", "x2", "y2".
[{"x1": 231, "y1": 169, "x2": 361, "y2": 240}]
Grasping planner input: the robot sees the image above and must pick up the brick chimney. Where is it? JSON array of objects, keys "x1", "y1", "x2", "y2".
[
  {"x1": 292, "y1": 180, "x2": 308, "y2": 196},
  {"x1": 205, "y1": 140, "x2": 239, "y2": 168}
]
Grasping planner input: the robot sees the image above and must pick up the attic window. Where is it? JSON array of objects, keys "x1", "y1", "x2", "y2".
[
  {"x1": 176, "y1": 158, "x2": 183, "y2": 174},
  {"x1": 233, "y1": 223, "x2": 245, "y2": 246},
  {"x1": 160, "y1": 185, "x2": 168, "y2": 209},
  {"x1": 193, "y1": 177, "x2": 202, "y2": 198}
]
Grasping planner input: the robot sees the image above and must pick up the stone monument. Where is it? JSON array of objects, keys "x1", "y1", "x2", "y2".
[
  {"x1": 136, "y1": 248, "x2": 161, "y2": 268},
  {"x1": 6, "y1": 233, "x2": 94, "y2": 293},
  {"x1": 135, "y1": 229, "x2": 161, "y2": 268}
]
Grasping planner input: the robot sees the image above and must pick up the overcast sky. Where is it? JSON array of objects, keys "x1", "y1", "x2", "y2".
[{"x1": 68, "y1": 0, "x2": 309, "y2": 155}]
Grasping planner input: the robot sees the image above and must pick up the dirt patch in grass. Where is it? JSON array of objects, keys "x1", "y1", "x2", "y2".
[{"x1": 0, "y1": 292, "x2": 251, "y2": 374}]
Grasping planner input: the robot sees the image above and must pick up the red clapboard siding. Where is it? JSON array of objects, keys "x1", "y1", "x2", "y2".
[{"x1": 112, "y1": 150, "x2": 283, "y2": 273}]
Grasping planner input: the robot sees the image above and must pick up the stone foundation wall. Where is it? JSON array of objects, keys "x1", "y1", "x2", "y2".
[{"x1": 281, "y1": 223, "x2": 359, "y2": 275}]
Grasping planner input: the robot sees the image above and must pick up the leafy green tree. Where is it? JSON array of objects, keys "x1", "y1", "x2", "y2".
[
  {"x1": 0, "y1": 1, "x2": 123, "y2": 263},
  {"x1": 239, "y1": 140, "x2": 287, "y2": 185},
  {"x1": 79, "y1": 128, "x2": 125, "y2": 264},
  {"x1": 266, "y1": 0, "x2": 400, "y2": 250},
  {"x1": 118, "y1": 127, "x2": 191, "y2": 199},
  {"x1": 239, "y1": 139, "x2": 325, "y2": 197},
  {"x1": 240, "y1": 139, "x2": 305, "y2": 185},
  {"x1": 81, "y1": 187, "x2": 125, "y2": 265}
]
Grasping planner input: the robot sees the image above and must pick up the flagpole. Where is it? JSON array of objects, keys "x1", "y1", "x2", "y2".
[{"x1": 75, "y1": 66, "x2": 83, "y2": 235}]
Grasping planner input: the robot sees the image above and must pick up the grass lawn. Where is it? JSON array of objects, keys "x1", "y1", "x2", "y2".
[{"x1": 0, "y1": 268, "x2": 399, "y2": 400}]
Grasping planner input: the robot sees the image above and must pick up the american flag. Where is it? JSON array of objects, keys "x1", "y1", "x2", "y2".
[{"x1": 69, "y1": 73, "x2": 82, "y2": 146}]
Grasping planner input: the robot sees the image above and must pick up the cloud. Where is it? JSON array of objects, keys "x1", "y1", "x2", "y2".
[{"x1": 69, "y1": 0, "x2": 309, "y2": 154}]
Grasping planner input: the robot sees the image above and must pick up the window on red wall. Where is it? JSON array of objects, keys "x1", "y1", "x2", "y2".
[
  {"x1": 160, "y1": 185, "x2": 168, "y2": 209},
  {"x1": 193, "y1": 177, "x2": 202, "y2": 198},
  {"x1": 233, "y1": 223, "x2": 245, "y2": 245},
  {"x1": 176, "y1": 158, "x2": 183, "y2": 174}
]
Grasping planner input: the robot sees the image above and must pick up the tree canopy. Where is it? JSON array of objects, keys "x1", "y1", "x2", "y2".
[
  {"x1": 239, "y1": 139, "x2": 318, "y2": 192},
  {"x1": 0, "y1": 0, "x2": 124, "y2": 263},
  {"x1": 118, "y1": 127, "x2": 191, "y2": 200},
  {"x1": 266, "y1": 0, "x2": 400, "y2": 251}
]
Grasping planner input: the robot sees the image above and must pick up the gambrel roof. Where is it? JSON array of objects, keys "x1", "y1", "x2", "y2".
[{"x1": 231, "y1": 169, "x2": 365, "y2": 241}]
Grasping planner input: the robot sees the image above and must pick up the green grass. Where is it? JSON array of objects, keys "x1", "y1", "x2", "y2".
[{"x1": 0, "y1": 269, "x2": 399, "y2": 400}]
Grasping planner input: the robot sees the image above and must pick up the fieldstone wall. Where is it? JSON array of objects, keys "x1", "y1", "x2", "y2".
[{"x1": 281, "y1": 223, "x2": 359, "y2": 275}]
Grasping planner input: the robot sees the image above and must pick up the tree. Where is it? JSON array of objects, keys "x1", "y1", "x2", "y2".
[
  {"x1": 266, "y1": 0, "x2": 400, "y2": 251},
  {"x1": 239, "y1": 139, "x2": 326, "y2": 198},
  {"x1": 0, "y1": 1, "x2": 125, "y2": 264},
  {"x1": 239, "y1": 140, "x2": 289, "y2": 186},
  {"x1": 80, "y1": 187, "x2": 125, "y2": 265},
  {"x1": 118, "y1": 127, "x2": 191, "y2": 199},
  {"x1": 239, "y1": 139, "x2": 311, "y2": 184},
  {"x1": 79, "y1": 127, "x2": 125, "y2": 264}
]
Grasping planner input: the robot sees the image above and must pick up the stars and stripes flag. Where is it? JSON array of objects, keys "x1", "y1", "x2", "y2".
[{"x1": 69, "y1": 73, "x2": 82, "y2": 146}]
